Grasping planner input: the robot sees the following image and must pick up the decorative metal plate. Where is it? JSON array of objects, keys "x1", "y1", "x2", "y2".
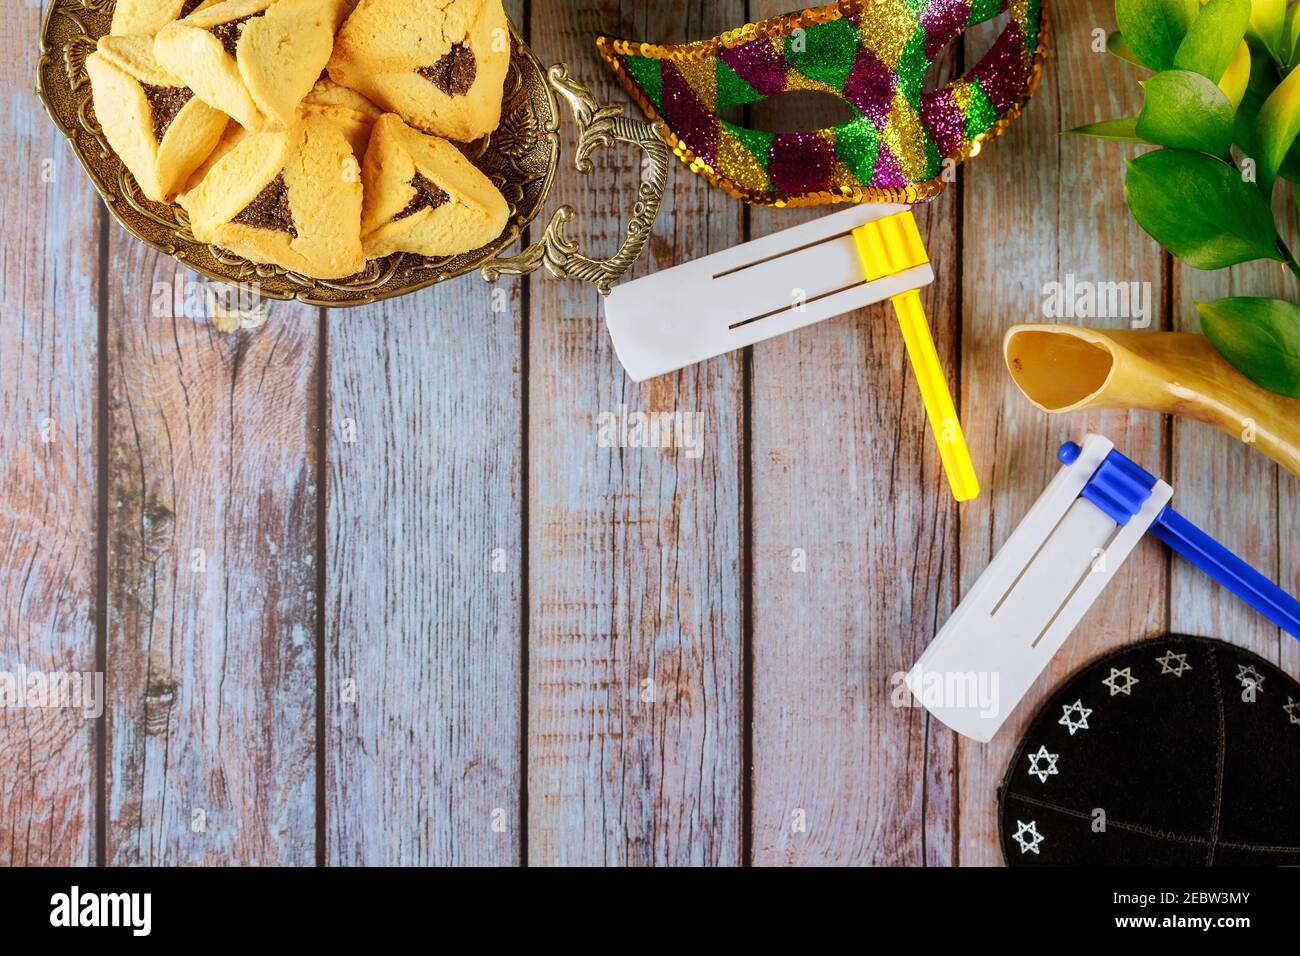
[{"x1": 36, "y1": 0, "x2": 560, "y2": 307}]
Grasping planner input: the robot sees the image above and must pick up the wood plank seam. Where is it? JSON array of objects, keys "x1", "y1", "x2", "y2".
[{"x1": 96, "y1": 181, "x2": 109, "y2": 869}]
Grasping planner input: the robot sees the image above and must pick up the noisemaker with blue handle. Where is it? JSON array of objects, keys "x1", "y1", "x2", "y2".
[{"x1": 907, "y1": 434, "x2": 1300, "y2": 742}]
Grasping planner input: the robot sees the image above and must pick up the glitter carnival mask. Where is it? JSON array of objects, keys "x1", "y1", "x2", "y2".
[{"x1": 596, "y1": 0, "x2": 1049, "y2": 206}]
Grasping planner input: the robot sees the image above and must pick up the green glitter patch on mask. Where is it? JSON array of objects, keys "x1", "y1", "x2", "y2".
[
  {"x1": 1023, "y1": 0, "x2": 1043, "y2": 54},
  {"x1": 968, "y1": 0, "x2": 1004, "y2": 27},
  {"x1": 622, "y1": 55, "x2": 663, "y2": 110},
  {"x1": 833, "y1": 119, "x2": 879, "y2": 184},
  {"x1": 896, "y1": 26, "x2": 929, "y2": 111},
  {"x1": 716, "y1": 60, "x2": 764, "y2": 110},
  {"x1": 963, "y1": 80, "x2": 998, "y2": 139},
  {"x1": 783, "y1": 17, "x2": 858, "y2": 91},
  {"x1": 902, "y1": 0, "x2": 930, "y2": 16},
  {"x1": 922, "y1": 136, "x2": 942, "y2": 182},
  {"x1": 723, "y1": 121, "x2": 774, "y2": 171}
]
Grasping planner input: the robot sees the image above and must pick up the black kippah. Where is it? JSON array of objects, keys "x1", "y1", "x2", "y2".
[{"x1": 999, "y1": 635, "x2": 1300, "y2": 866}]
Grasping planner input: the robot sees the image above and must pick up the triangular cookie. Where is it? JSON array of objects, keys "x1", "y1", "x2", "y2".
[
  {"x1": 360, "y1": 113, "x2": 509, "y2": 258},
  {"x1": 85, "y1": 34, "x2": 228, "y2": 203},
  {"x1": 154, "y1": 0, "x2": 349, "y2": 130},
  {"x1": 180, "y1": 115, "x2": 365, "y2": 278},
  {"x1": 176, "y1": 120, "x2": 246, "y2": 209},
  {"x1": 301, "y1": 77, "x2": 385, "y2": 160},
  {"x1": 110, "y1": 0, "x2": 220, "y2": 37},
  {"x1": 328, "y1": 0, "x2": 510, "y2": 142}
]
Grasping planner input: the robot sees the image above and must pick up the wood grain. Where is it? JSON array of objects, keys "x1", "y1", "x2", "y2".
[
  {"x1": 104, "y1": 249, "x2": 318, "y2": 865},
  {"x1": 324, "y1": 278, "x2": 524, "y2": 866},
  {"x1": 525, "y1": 0, "x2": 745, "y2": 866},
  {"x1": 957, "y1": 0, "x2": 1169, "y2": 865},
  {"x1": 322, "y1": 0, "x2": 526, "y2": 872},
  {"x1": 0, "y1": 3, "x2": 101, "y2": 866},
  {"x1": 747, "y1": 0, "x2": 959, "y2": 867}
]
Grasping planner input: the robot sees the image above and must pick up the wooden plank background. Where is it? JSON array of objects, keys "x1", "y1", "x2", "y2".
[
  {"x1": 0, "y1": 0, "x2": 100, "y2": 866},
  {"x1": 2, "y1": 0, "x2": 1298, "y2": 866},
  {"x1": 748, "y1": 0, "x2": 960, "y2": 867},
  {"x1": 957, "y1": 0, "x2": 1170, "y2": 865}
]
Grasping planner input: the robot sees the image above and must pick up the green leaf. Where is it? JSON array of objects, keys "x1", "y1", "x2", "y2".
[
  {"x1": 1218, "y1": 40, "x2": 1252, "y2": 108},
  {"x1": 1124, "y1": 149, "x2": 1282, "y2": 268},
  {"x1": 1286, "y1": 0, "x2": 1300, "y2": 64},
  {"x1": 1233, "y1": 106, "x2": 1300, "y2": 185},
  {"x1": 1197, "y1": 297, "x2": 1300, "y2": 397},
  {"x1": 1174, "y1": 0, "x2": 1251, "y2": 82},
  {"x1": 1064, "y1": 117, "x2": 1150, "y2": 142},
  {"x1": 1115, "y1": 0, "x2": 1201, "y2": 70},
  {"x1": 1232, "y1": 46, "x2": 1279, "y2": 175},
  {"x1": 1108, "y1": 31, "x2": 1150, "y2": 68},
  {"x1": 1255, "y1": 56, "x2": 1300, "y2": 190},
  {"x1": 1136, "y1": 70, "x2": 1237, "y2": 155},
  {"x1": 1246, "y1": 0, "x2": 1287, "y2": 61}
]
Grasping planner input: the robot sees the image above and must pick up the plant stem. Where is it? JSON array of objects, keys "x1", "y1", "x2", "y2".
[{"x1": 1279, "y1": 237, "x2": 1300, "y2": 283}]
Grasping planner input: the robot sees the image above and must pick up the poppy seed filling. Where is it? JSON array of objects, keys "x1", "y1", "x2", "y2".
[
  {"x1": 208, "y1": 13, "x2": 261, "y2": 58},
  {"x1": 416, "y1": 42, "x2": 476, "y2": 97},
  {"x1": 141, "y1": 84, "x2": 194, "y2": 142},
  {"x1": 394, "y1": 172, "x2": 450, "y2": 220},
  {"x1": 232, "y1": 173, "x2": 297, "y2": 237}
]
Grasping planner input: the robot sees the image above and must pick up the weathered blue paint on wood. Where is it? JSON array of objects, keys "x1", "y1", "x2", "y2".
[
  {"x1": 325, "y1": 277, "x2": 524, "y2": 866},
  {"x1": 321, "y1": 0, "x2": 526, "y2": 873},
  {"x1": 524, "y1": 0, "x2": 746, "y2": 866},
  {"x1": 0, "y1": 1, "x2": 100, "y2": 866},
  {"x1": 104, "y1": 247, "x2": 319, "y2": 865}
]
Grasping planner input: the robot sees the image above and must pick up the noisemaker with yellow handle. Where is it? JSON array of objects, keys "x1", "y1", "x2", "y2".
[{"x1": 604, "y1": 203, "x2": 979, "y2": 502}]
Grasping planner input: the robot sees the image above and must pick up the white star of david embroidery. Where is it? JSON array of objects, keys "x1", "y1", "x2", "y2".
[
  {"x1": 1284, "y1": 697, "x2": 1300, "y2": 727},
  {"x1": 1013, "y1": 819, "x2": 1044, "y2": 855},
  {"x1": 1156, "y1": 650, "x2": 1191, "y2": 677},
  {"x1": 1236, "y1": 664, "x2": 1265, "y2": 694},
  {"x1": 1059, "y1": 699, "x2": 1092, "y2": 735},
  {"x1": 1103, "y1": 666, "x2": 1139, "y2": 696},
  {"x1": 1026, "y1": 745, "x2": 1059, "y2": 783}
]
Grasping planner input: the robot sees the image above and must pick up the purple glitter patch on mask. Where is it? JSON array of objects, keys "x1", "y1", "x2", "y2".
[
  {"x1": 719, "y1": 38, "x2": 787, "y2": 96},
  {"x1": 661, "y1": 61, "x2": 720, "y2": 165},
  {"x1": 920, "y1": 88, "x2": 963, "y2": 158},
  {"x1": 922, "y1": 0, "x2": 973, "y2": 61},
  {"x1": 768, "y1": 132, "x2": 833, "y2": 194},
  {"x1": 843, "y1": 47, "x2": 896, "y2": 124},
  {"x1": 971, "y1": 24, "x2": 1026, "y2": 112},
  {"x1": 869, "y1": 144, "x2": 907, "y2": 189}
]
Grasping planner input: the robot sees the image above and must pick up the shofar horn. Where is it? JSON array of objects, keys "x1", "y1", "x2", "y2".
[{"x1": 1004, "y1": 325, "x2": 1300, "y2": 478}]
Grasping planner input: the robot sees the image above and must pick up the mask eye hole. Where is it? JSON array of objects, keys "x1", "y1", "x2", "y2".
[{"x1": 721, "y1": 90, "x2": 859, "y2": 133}]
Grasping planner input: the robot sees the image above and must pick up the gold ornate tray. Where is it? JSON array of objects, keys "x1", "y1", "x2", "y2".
[{"x1": 36, "y1": 0, "x2": 670, "y2": 307}]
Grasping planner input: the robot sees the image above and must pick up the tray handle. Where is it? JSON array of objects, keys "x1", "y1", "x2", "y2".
[{"x1": 480, "y1": 64, "x2": 670, "y2": 296}]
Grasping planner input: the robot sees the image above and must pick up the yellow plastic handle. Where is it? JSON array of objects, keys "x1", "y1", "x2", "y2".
[{"x1": 891, "y1": 289, "x2": 980, "y2": 502}]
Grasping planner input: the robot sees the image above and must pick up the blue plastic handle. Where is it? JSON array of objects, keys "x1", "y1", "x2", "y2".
[
  {"x1": 1151, "y1": 507, "x2": 1300, "y2": 641},
  {"x1": 1059, "y1": 440, "x2": 1300, "y2": 641}
]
